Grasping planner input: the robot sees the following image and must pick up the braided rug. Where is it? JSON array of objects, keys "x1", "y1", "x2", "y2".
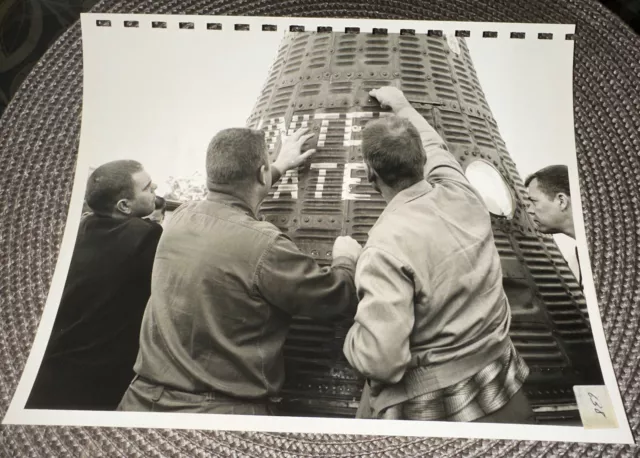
[{"x1": 1, "y1": 0, "x2": 639, "y2": 456}]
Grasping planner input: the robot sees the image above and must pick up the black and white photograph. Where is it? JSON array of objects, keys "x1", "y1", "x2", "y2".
[{"x1": 3, "y1": 15, "x2": 633, "y2": 444}]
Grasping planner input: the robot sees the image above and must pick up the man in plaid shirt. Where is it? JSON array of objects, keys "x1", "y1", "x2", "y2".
[{"x1": 343, "y1": 87, "x2": 533, "y2": 423}]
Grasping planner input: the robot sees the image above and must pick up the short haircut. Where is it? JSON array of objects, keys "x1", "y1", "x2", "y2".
[
  {"x1": 81, "y1": 200, "x2": 92, "y2": 214},
  {"x1": 524, "y1": 165, "x2": 571, "y2": 199},
  {"x1": 206, "y1": 128, "x2": 267, "y2": 186},
  {"x1": 362, "y1": 115, "x2": 426, "y2": 190},
  {"x1": 154, "y1": 196, "x2": 166, "y2": 211},
  {"x1": 85, "y1": 160, "x2": 143, "y2": 215}
]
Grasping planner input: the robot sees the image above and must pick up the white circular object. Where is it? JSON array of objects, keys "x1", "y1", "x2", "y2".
[{"x1": 465, "y1": 160, "x2": 515, "y2": 218}]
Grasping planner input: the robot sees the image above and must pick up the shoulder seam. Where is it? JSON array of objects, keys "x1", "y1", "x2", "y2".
[
  {"x1": 185, "y1": 203, "x2": 281, "y2": 238},
  {"x1": 361, "y1": 244, "x2": 409, "y2": 269}
]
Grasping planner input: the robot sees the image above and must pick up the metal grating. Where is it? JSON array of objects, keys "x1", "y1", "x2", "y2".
[{"x1": 246, "y1": 32, "x2": 603, "y2": 422}]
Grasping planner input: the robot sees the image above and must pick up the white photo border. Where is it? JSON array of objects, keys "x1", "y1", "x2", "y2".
[{"x1": 3, "y1": 13, "x2": 634, "y2": 446}]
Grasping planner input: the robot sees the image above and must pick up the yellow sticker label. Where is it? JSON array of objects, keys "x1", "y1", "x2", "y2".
[{"x1": 573, "y1": 385, "x2": 619, "y2": 429}]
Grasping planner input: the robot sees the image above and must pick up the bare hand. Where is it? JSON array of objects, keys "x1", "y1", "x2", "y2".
[
  {"x1": 332, "y1": 236, "x2": 363, "y2": 263},
  {"x1": 369, "y1": 87, "x2": 411, "y2": 113},
  {"x1": 273, "y1": 127, "x2": 316, "y2": 173}
]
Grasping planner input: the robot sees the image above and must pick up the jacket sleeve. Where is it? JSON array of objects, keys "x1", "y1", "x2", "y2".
[
  {"x1": 255, "y1": 234, "x2": 358, "y2": 318},
  {"x1": 396, "y1": 105, "x2": 470, "y2": 182},
  {"x1": 136, "y1": 221, "x2": 163, "y2": 277},
  {"x1": 343, "y1": 246, "x2": 415, "y2": 384}
]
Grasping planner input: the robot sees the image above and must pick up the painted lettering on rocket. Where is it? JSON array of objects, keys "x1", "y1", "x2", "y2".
[
  {"x1": 342, "y1": 163, "x2": 372, "y2": 200},
  {"x1": 264, "y1": 117, "x2": 286, "y2": 152},
  {"x1": 273, "y1": 169, "x2": 298, "y2": 199},
  {"x1": 263, "y1": 111, "x2": 393, "y2": 151},
  {"x1": 264, "y1": 112, "x2": 391, "y2": 201},
  {"x1": 310, "y1": 163, "x2": 338, "y2": 199},
  {"x1": 271, "y1": 162, "x2": 371, "y2": 201}
]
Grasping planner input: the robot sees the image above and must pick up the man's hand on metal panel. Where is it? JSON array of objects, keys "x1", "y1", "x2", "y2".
[
  {"x1": 369, "y1": 87, "x2": 411, "y2": 113},
  {"x1": 332, "y1": 236, "x2": 363, "y2": 263},
  {"x1": 273, "y1": 127, "x2": 317, "y2": 173}
]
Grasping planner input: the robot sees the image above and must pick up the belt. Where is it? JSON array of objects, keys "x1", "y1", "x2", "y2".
[{"x1": 132, "y1": 374, "x2": 276, "y2": 405}]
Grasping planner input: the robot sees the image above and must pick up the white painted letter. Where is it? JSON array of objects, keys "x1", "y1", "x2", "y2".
[
  {"x1": 342, "y1": 163, "x2": 371, "y2": 201},
  {"x1": 273, "y1": 169, "x2": 298, "y2": 199},
  {"x1": 310, "y1": 162, "x2": 338, "y2": 198}
]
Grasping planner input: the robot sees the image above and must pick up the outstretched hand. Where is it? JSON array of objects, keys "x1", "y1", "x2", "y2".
[
  {"x1": 273, "y1": 127, "x2": 317, "y2": 173},
  {"x1": 369, "y1": 87, "x2": 411, "y2": 113}
]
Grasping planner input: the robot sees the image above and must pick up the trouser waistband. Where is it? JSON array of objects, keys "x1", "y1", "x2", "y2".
[{"x1": 132, "y1": 374, "x2": 274, "y2": 404}]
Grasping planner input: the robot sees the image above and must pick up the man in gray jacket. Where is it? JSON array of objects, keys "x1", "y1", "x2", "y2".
[
  {"x1": 119, "y1": 127, "x2": 361, "y2": 415},
  {"x1": 343, "y1": 87, "x2": 532, "y2": 423}
]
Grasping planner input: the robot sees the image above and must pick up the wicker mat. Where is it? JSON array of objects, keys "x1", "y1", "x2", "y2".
[{"x1": 1, "y1": 0, "x2": 639, "y2": 456}]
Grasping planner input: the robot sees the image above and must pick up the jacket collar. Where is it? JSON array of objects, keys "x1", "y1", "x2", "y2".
[
  {"x1": 206, "y1": 190, "x2": 257, "y2": 219},
  {"x1": 378, "y1": 180, "x2": 433, "y2": 221}
]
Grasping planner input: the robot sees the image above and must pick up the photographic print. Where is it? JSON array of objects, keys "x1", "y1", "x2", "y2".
[{"x1": 3, "y1": 15, "x2": 633, "y2": 444}]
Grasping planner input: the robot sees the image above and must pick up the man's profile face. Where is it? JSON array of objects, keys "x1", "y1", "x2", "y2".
[
  {"x1": 526, "y1": 178, "x2": 563, "y2": 234},
  {"x1": 127, "y1": 170, "x2": 157, "y2": 217}
]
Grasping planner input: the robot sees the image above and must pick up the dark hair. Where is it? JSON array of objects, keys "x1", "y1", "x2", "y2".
[
  {"x1": 154, "y1": 196, "x2": 167, "y2": 213},
  {"x1": 81, "y1": 200, "x2": 92, "y2": 214},
  {"x1": 85, "y1": 160, "x2": 143, "y2": 215},
  {"x1": 524, "y1": 165, "x2": 570, "y2": 199},
  {"x1": 362, "y1": 115, "x2": 426, "y2": 190},
  {"x1": 206, "y1": 128, "x2": 267, "y2": 186}
]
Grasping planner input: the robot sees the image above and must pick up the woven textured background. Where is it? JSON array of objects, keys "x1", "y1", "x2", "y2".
[{"x1": 1, "y1": 0, "x2": 639, "y2": 456}]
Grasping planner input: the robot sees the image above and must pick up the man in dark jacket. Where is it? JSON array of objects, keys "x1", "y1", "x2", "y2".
[{"x1": 27, "y1": 160, "x2": 162, "y2": 410}]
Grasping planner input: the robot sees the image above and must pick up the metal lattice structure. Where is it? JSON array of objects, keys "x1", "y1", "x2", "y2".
[{"x1": 246, "y1": 31, "x2": 602, "y2": 423}]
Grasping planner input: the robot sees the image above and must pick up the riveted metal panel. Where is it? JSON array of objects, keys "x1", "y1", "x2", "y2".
[{"x1": 247, "y1": 32, "x2": 602, "y2": 422}]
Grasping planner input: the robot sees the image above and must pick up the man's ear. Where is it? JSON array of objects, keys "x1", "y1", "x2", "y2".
[
  {"x1": 257, "y1": 164, "x2": 269, "y2": 186},
  {"x1": 364, "y1": 163, "x2": 376, "y2": 183},
  {"x1": 556, "y1": 193, "x2": 570, "y2": 211},
  {"x1": 115, "y1": 199, "x2": 131, "y2": 215}
]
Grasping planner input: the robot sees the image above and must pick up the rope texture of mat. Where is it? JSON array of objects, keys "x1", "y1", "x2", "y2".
[{"x1": 0, "y1": 0, "x2": 638, "y2": 456}]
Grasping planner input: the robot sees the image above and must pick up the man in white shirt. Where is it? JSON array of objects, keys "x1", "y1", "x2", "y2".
[{"x1": 525, "y1": 165, "x2": 581, "y2": 287}]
